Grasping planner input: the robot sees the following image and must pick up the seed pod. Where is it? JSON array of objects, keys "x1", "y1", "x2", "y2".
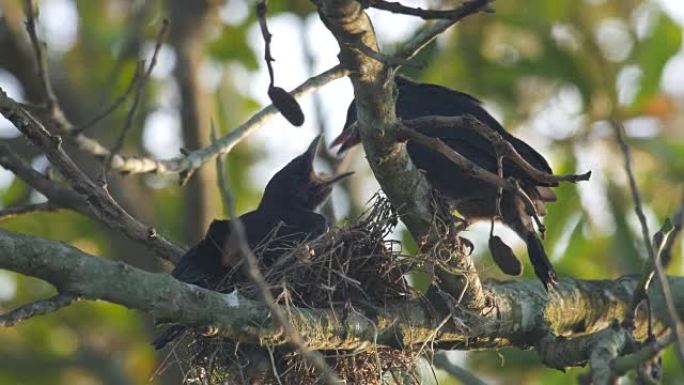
[
  {"x1": 489, "y1": 235, "x2": 523, "y2": 276},
  {"x1": 268, "y1": 86, "x2": 304, "y2": 127}
]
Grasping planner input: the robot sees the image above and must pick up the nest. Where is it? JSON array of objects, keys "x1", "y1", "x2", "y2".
[{"x1": 158, "y1": 195, "x2": 434, "y2": 385}]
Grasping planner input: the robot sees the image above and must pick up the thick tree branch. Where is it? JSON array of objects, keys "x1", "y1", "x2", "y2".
[
  {"x1": 315, "y1": 0, "x2": 491, "y2": 310},
  {"x1": 1, "y1": 229, "x2": 682, "y2": 367}
]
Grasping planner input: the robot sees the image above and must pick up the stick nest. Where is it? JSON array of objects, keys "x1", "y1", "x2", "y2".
[{"x1": 161, "y1": 195, "x2": 430, "y2": 384}]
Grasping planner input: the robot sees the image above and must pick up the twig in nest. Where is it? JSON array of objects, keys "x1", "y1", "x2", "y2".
[
  {"x1": 0, "y1": 202, "x2": 60, "y2": 221},
  {"x1": 613, "y1": 121, "x2": 684, "y2": 365},
  {"x1": 108, "y1": 19, "x2": 169, "y2": 171},
  {"x1": 363, "y1": 0, "x2": 495, "y2": 20},
  {"x1": 257, "y1": 0, "x2": 304, "y2": 126},
  {"x1": 0, "y1": 293, "x2": 78, "y2": 327}
]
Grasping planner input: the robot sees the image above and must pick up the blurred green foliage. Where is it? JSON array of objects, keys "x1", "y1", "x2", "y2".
[{"x1": 0, "y1": 0, "x2": 682, "y2": 384}]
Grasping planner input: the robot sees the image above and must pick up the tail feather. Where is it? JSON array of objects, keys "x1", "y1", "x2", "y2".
[
  {"x1": 152, "y1": 325, "x2": 186, "y2": 350},
  {"x1": 525, "y1": 232, "x2": 558, "y2": 291}
]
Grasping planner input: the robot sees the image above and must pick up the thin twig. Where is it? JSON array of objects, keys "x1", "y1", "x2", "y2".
[
  {"x1": 661, "y1": 193, "x2": 684, "y2": 267},
  {"x1": 394, "y1": 0, "x2": 493, "y2": 62},
  {"x1": 350, "y1": 0, "x2": 492, "y2": 70},
  {"x1": 231, "y1": 220, "x2": 342, "y2": 385},
  {"x1": 611, "y1": 332, "x2": 675, "y2": 378},
  {"x1": 215, "y1": 159, "x2": 341, "y2": 384},
  {"x1": 0, "y1": 202, "x2": 60, "y2": 221},
  {"x1": 256, "y1": 0, "x2": 275, "y2": 87},
  {"x1": 395, "y1": 125, "x2": 544, "y2": 227},
  {"x1": 364, "y1": 0, "x2": 494, "y2": 20},
  {"x1": 434, "y1": 352, "x2": 488, "y2": 385},
  {"x1": 108, "y1": 19, "x2": 169, "y2": 170},
  {"x1": 0, "y1": 293, "x2": 78, "y2": 327},
  {"x1": 613, "y1": 121, "x2": 684, "y2": 365},
  {"x1": 401, "y1": 116, "x2": 591, "y2": 185},
  {"x1": 23, "y1": 0, "x2": 59, "y2": 112},
  {"x1": 0, "y1": 87, "x2": 184, "y2": 262},
  {"x1": 210, "y1": 120, "x2": 232, "y2": 218},
  {"x1": 0, "y1": 143, "x2": 92, "y2": 216},
  {"x1": 73, "y1": 62, "x2": 144, "y2": 134},
  {"x1": 347, "y1": 40, "x2": 419, "y2": 68},
  {"x1": 67, "y1": 65, "x2": 348, "y2": 175}
]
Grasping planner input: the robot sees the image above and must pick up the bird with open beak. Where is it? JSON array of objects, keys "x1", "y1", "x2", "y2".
[
  {"x1": 332, "y1": 76, "x2": 559, "y2": 291},
  {"x1": 153, "y1": 135, "x2": 352, "y2": 349}
]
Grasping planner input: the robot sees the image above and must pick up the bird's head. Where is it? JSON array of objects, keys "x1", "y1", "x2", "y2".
[
  {"x1": 260, "y1": 136, "x2": 353, "y2": 211},
  {"x1": 331, "y1": 76, "x2": 413, "y2": 156}
]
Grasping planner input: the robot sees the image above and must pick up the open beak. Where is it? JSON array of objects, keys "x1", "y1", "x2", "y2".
[
  {"x1": 319, "y1": 171, "x2": 354, "y2": 186},
  {"x1": 330, "y1": 123, "x2": 359, "y2": 157},
  {"x1": 304, "y1": 135, "x2": 322, "y2": 161}
]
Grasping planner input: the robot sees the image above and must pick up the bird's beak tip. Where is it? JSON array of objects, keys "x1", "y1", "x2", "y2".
[
  {"x1": 305, "y1": 135, "x2": 322, "y2": 159},
  {"x1": 323, "y1": 171, "x2": 354, "y2": 185}
]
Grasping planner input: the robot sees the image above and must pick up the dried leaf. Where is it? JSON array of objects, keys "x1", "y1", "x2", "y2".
[
  {"x1": 268, "y1": 86, "x2": 304, "y2": 127},
  {"x1": 489, "y1": 235, "x2": 523, "y2": 276}
]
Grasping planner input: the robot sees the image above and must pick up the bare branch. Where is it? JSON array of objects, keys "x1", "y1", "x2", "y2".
[
  {"x1": 108, "y1": 19, "x2": 169, "y2": 170},
  {"x1": 0, "y1": 142, "x2": 92, "y2": 215},
  {"x1": 23, "y1": 0, "x2": 58, "y2": 112},
  {"x1": 364, "y1": 0, "x2": 494, "y2": 20},
  {"x1": 0, "y1": 88, "x2": 184, "y2": 262},
  {"x1": 434, "y1": 352, "x2": 488, "y2": 385},
  {"x1": 588, "y1": 324, "x2": 629, "y2": 385},
  {"x1": 0, "y1": 293, "x2": 78, "y2": 327},
  {"x1": 394, "y1": 0, "x2": 492, "y2": 62},
  {"x1": 210, "y1": 121, "x2": 232, "y2": 218},
  {"x1": 614, "y1": 121, "x2": 684, "y2": 364},
  {"x1": 661, "y1": 193, "x2": 684, "y2": 267},
  {"x1": 611, "y1": 332, "x2": 675, "y2": 378},
  {"x1": 73, "y1": 62, "x2": 142, "y2": 134},
  {"x1": 0, "y1": 202, "x2": 59, "y2": 221},
  {"x1": 67, "y1": 65, "x2": 347, "y2": 176}
]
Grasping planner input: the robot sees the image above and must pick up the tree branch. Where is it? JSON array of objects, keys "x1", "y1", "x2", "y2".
[
  {"x1": 614, "y1": 121, "x2": 684, "y2": 363},
  {"x1": 0, "y1": 293, "x2": 78, "y2": 327},
  {"x1": 66, "y1": 65, "x2": 347, "y2": 177},
  {"x1": 0, "y1": 88, "x2": 184, "y2": 262},
  {"x1": 1, "y1": 229, "x2": 681, "y2": 364},
  {"x1": 364, "y1": 0, "x2": 494, "y2": 21},
  {"x1": 0, "y1": 201, "x2": 60, "y2": 221},
  {"x1": 315, "y1": 0, "x2": 496, "y2": 311}
]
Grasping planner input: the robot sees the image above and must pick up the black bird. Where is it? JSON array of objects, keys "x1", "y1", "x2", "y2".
[
  {"x1": 153, "y1": 136, "x2": 352, "y2": 349},
  {"x1": 332, "y1": 76, "x2": 559, "y2": 290}
]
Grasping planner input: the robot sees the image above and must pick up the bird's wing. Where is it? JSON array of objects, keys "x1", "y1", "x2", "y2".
[{"x1": 397, "y1": 80, "x2": 555, "y2": 177}]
